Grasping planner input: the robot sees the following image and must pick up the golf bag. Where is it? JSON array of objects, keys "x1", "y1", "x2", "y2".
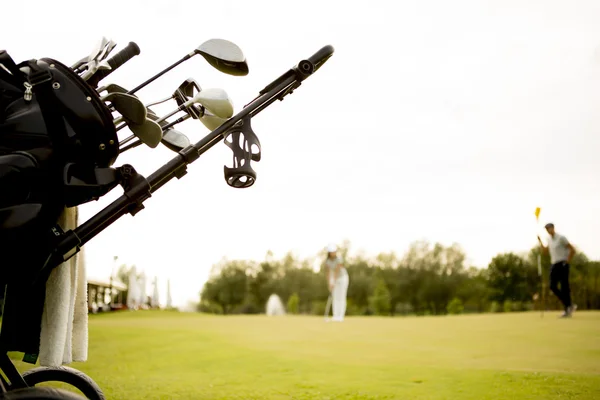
[
  {"x1": 0, "y1": 50, "x2": 118, "y2": 284},
  {"x1": 0, "y1": 39, "x2": 333, "y2": 399}
]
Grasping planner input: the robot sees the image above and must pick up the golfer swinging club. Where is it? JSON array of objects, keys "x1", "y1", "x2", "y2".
[
  {"x1": 325, "y1": 244, "x2": 349, "y2": 322},
  {"x1": 537, "y1": 223, "x2": 577, "y2": 318}
]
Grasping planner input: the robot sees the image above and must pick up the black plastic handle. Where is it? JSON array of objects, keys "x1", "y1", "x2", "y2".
[
  {"x1": 307, "y1": 45, "x2": 334, "y2": 72},
  {"x1": 87, "y1": 42, "x2": 140, "y2": 87},
  {"x1": 294, "y1": 45, "x2": 334, "y2": 80}
]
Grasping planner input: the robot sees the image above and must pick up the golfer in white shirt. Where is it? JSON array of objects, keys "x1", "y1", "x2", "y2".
[
  {"x1": 537, "y1": 223, "x2": 577, "y2": 318},
  {"x1": 325, "y1": 244, "x2": 349, "y2": 322}
]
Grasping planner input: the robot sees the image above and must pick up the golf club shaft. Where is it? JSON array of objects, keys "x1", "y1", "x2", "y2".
[
  {"x1": 162, "y1": 114, "x2": 191, "y2": 131},
  {"x1": 120, "y1": 140, "x2": 143, "y2": 153},
  {"x1": 155, "y1": 104, "x2": 187, "y2": 124},
  {"x1": 41, "y1": 45, "x2": 334, "y2": 273},
  {"x1": 145, "y1": 95, "x2": 174, "y2": 108},
  {"x1": 119, "y1": 135, "x2": 136, "y2": 147},
  {"x1": 128, "y1": 54, "x2": 193, "y2": 95}
]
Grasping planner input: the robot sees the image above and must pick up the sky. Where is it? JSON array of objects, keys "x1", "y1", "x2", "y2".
[{"x1": 2, "y1": 0, "x2": 600, "y2": 308}]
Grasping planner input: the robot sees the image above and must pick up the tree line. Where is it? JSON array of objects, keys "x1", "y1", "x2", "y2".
[{"x1": 198, "y1": 240, "x2": 600, "y2": 316}]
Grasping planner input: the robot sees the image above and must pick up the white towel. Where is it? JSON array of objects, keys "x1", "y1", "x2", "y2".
[{"x1": 38, "y1": 206, "x2": 89, "y2": 367}]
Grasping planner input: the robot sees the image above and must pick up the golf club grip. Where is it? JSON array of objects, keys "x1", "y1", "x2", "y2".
[
  {"x1": 306, "y1": 45, "x2": 334, "y2": 72},
  {"x1": 89, "y1": 42, "x2": 140, "y2": 84}
]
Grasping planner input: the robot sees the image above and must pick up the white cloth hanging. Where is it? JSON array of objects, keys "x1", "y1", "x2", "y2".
[{"x1": 38, "y1": 207, "x2": 88, "y2": 366}]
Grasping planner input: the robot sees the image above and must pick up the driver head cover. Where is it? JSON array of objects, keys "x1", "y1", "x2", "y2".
[{"x1": 327, "y1": 244, "x2": 337, "y2": 253}]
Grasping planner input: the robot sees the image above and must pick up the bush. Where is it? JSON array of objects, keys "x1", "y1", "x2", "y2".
[
  {"x1": 236, "y1": 302, "x2": 261, "y2": 314},
  {"x1": 503, "y1": 300, "x2": 513, "y2": 313},
  {"x1": 311, "y1": 300, "x2": 327, "y2": 316},
  {"x1": 368, "y1": 280, "x2": 391, "y2": 315},
  {"x1": 511, "y1": 301, "x2": 524, "y2": 312},
  {"x1": 447, "y1": 297, "x2": 464, "y2": 315},
  {"x1": 344, "y1": 299, "x2": 362, "y2": 316},
  {"x1": 197, "y1": 301, "x2": 222, "y2": 314},
  {"x1": 489, "y1": 301, "x2": 501, "y2": 313},
  {"x1": 287, "y1": 293, "x2": 300, "y2": 314}
]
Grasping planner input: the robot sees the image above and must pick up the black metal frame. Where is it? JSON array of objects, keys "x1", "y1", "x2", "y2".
[{"x1": 0, "y1": 44, "x2": 334, "y2": 398}]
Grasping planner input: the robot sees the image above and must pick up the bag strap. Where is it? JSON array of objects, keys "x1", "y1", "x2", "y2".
[
  {"x1": 24, "y1": 60, "x2": 69, "y2": 159},
  {"x1": 0, "y1": 50, "x2": 22, "y2": 87}
]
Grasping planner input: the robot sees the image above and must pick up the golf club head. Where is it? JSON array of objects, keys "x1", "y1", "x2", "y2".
[
  {"x1": 89, "y1": 37, "x2": 109, "y2": 62},
  {"x1": 174, "y1": 78, "x2": 203, "y2": 119},
  {"x1": 195, "y1": 39, "x2": 249, "y2": 76},
  {"x1": 72, "y1": 37, "x2": 111, "y2": 73},
  {"x1": 199, "y1": 109, "x2": 227, "y2": 131},
  {"x1": 145, "y1": 107, "x2": 171, "y2": 129},
  {"x1": 80, "y1": 61, "x2": 100, "y2": 81},
  {"x1": 102, "y1": 92, "x2": 147, "y2": 125},
  {"x1": 104, "y1": 83, "x2": 130, "y2": 94},
  {"x1": 192, "y1": 88, "x2": 234, "y2": 119},
  {"x1": 98, "y1": 40, "x2": 117, "y2": 62},
  {"x1": 97, "y1": 60, "x2": 112, "y2": 71},
  {"x1": 128, "y1": 118, "x2": 163, "y2": 148},
  {"x1": 162, "y1": 128, "x2": 191, "y2": 152}
]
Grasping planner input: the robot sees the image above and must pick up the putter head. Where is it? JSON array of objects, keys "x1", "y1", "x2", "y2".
[
  {"x1": 193, "y1": 88, "x2": 234, "y2": 119},
  {"x1": 195, "y1": 39, "x2": 249, "y2": 76},
  {"x1": 128, "y1": 118, "x2": 163, "y2": 148},
  {"x1": 162, "y1": 129, "x2": 191, "y2": 152},
  {"x1": 173, "y1": 79, "x2": 203, "y2": 119},
  {"x1": 102, "y1": 92, "x2": 147, "y2": 125}
]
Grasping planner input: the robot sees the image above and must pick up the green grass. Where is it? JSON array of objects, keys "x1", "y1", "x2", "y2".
[{"x1": 10, "y1": 311, "x2": 600, "y2": 399}]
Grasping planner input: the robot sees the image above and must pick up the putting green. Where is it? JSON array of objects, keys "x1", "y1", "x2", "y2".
[{"x1": 11, "y1": 311, "x2": 600, "y2": 399}]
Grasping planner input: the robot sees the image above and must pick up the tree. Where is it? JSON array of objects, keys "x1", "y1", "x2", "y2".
[
  {"x1": 198, "y1": 242, "x2": 600, "y2": 316},
  {"x1": 487, "y1": 252, "x2": 532, "y2": 303},
  {"x1": 369, "y1": 279, "x2": 391, "y2": 315},
  {"x1": 201, "y1": 262, "x2": 248, "y2": 314},
  {"x1": 287, "y1": 293, "x2": 299, "y2": 314},
  {"x1": 447, "y1": 298, "x2": 464, "y2": 315}
]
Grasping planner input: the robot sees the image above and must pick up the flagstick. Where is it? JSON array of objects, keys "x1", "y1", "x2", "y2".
[{"x1": 535, "y1": 207, "x2": 544, "y2": 318}]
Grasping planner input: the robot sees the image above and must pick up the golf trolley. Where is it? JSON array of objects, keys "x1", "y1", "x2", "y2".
[{"x1": 0, "y1": 38, "x2": 334, "y2": 399}]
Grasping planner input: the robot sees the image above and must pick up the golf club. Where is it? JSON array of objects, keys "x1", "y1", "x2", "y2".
[
  {"x1": 122, "y1": 128, "x2": 192, "y2": 155},
  {"x1": 101, "y1": 92, "x2": 147, "y2": 125},
  {"x1": 127, "y1": 39, "x2": 248, "y2": 95},
  {"x1": 97, "y1": 83, "x2": 129, "y2": 95},
  {"x1": 122, "y1": 105, "x2": 228, "y2": 153},
  {"x1": 148, "y1": 89, "x2": 233, "y2": 130},
  {"x1": 162, "y1": 129, "x2": 191, "y2": 152},
  {"x1": 71, "y1": 36, "x2": 108, "y2": 71},
  {"x1": 78, "y1": 38, "x2": 118, "y2": 80},
  {"x1": 144, "y1": 79, "x2": 204, "y2": 117},
  {"x1": 118, "y1": 118, "x2": 163, "y2": 148},
  {"x1": 119, "y1": 110, "x2": 191, "y2": 154},
  {"x1": 173, "y1": 78, "x2": 205, "y2": 120},
  {"x1": 97, "y1": 40, "x2": 118, "y2": 63},
  {"x1": 324, "y1": 294, "x2": 332, "y2": 321},
  {"x1": 122, "y1": 105, "x2": 218, "y2": 153},
  {"x1": 85, "y1": 42, "x2": 141, "y2": 88}
]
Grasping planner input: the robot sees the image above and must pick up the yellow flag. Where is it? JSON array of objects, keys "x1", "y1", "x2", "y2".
[{"x1": 534, "y1": 207, "x2": 541, "y2": 220}]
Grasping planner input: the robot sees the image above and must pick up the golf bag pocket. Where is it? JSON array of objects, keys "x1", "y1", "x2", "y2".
[
  {"x1": 0, "y1": 152, "x2": 39, "y2": 207},
  {"x1": 0, "y1": 149, "x2": 63, "y2": 283}
]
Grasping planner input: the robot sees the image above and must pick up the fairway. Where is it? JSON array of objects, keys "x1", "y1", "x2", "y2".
[{"x1": 11, "y1": 311, "x2": 600, "y2": 399}]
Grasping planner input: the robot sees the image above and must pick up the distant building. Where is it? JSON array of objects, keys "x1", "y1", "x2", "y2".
[{"x1": 87, "y1": 278, "x2": 127, "y2": 313}]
